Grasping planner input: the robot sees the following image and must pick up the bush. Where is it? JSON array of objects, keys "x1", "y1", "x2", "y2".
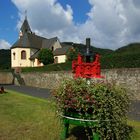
[
  {"x1": 22, "y1": 62, "x2": 72, "y2": 72},
  {"x1": 66, "y1": 47, "x2": 79, "y2": 61},
  {"x1": 53, "y1": 78, "x2": 132, "y2": 139},
  {"x1": 38, "y1": 48, "x2": 54, "y2": 65}
]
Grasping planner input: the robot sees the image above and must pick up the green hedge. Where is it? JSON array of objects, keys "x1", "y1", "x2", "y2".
[
  {"x1": 22, "y1": 61, "x2": 72, "y2": 72},
  {"x1": 22, "y1": 52, "x2": 140, "y2": 73},
  {"x1": 101, "y1": 52, "x2": 140, "y2": 69}
]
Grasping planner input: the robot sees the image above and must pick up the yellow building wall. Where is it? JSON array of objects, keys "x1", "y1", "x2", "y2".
[
  {"x1": 11, "y1": 48, "x2": 44, "y2": 67},
  {"x1": 54, "y1": 55, "x2": 67, "y2": 63},
  {"x1": 34, "y1": 58, "x2": 43, "y2": 67},
  {"x1": 11, "y1": 48, "x2": 32, "y2": 67}
]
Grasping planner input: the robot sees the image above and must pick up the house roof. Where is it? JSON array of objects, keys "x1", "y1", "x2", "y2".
[
  {"x1": 11, "y1": 33, "x2": 46, "y2": 49},
  {"x1": 53, "y1": 44, "x2": 72, "y2": 56},
  {"x1": 42, "y1": 37, "x2": 58, "y2": 49}
]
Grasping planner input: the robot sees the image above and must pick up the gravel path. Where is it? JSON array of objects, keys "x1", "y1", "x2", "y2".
[{"x1": 1, "y1": 84, "x2": 140, "y2": 121}]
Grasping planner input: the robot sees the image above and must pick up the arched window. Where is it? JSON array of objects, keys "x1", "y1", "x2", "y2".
[
  {"x1": 13, "y1": 52, "x2": 16, "y2": 60},
  {"x1": 21, "y1": 50, "x2": 26, "y2": 59}
]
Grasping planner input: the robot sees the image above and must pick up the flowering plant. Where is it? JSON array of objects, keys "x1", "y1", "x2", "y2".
[{"x1": 53, "y1": 78, "x2": 132, "y2": 139}]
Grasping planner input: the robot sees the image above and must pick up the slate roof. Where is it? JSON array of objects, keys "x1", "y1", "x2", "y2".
[
  {"x1": 20, "y1": 18, "x2": 32, "y2": 34},
  {"x1": 11, "y1": 33, "x2": 46, "y2": 49},
  {"x1": 53, "y1": 44, "x2": 73, "y2": 55},
  {"x1": 42, "y1": 37, "x2": 58, "y2": 49}
]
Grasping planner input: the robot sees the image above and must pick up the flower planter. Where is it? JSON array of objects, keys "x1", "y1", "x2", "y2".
[
  {"x1": 60, "y1": 111, "x2": 100, "y2": 140},
  {"x1": 53, "y1": 78, "x2": 130, "y2": 139}
]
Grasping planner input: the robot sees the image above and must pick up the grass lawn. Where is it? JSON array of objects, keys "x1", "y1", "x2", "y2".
[
  {"x1": 0, "y1": 90, "x2": 140, "y2": 140},
  {"x1": 0, "y1": 90, "x2": 62, "y2": 140}
]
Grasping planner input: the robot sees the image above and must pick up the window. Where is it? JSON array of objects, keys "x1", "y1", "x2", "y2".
[
  {"x1": 54, "y1": 57, "x2": 58, "y2": 63},
  {"x1": 13, "y1": 52, "x2": 16, "y2": 60},
  {"x1": 21, "y1": 50, "x2": 26, "y2": 59},
  {"x1": 52, "y1": 46, "x2": 54, "y2": 51}
]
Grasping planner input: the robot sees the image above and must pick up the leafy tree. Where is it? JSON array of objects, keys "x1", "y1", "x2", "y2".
[
  {"x1": 66, "y1": 47, "x2": 79, "y2": 61},
  {"x1": 0, "y1": 49, "x2": 11, "y2": 70},
  {"x1": 38, "y1": 48, "x2": 54, "y2": 65}
]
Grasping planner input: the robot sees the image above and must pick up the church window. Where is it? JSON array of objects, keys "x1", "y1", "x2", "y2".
[
  {"x1": 21, "y1": 50, "x2": 26, "y2": 59},
  {"x1": 13, "y1": 52, "x2": 16, "y2": 60}
]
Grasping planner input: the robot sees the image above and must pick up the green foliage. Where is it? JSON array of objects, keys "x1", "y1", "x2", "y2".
[
  {"x1": 53, "y1": 78, "x2": 132, "y2": 139},
  {"x1": 66, "y1": 47, "x2": 79, "y2": 61},
  {"x1": 0, "y1": 49, "x2": 11, "y2": 69},
  {"x1": 22, "y1": 61, "x2": 72, "y2": 72},
  {"x1": 38, "y1": 48, "x2": 54, "y2": 65},
  {"x1": 101, "y1": 51, "x2": 140, "y2": 69},
  {"x1": 63, "y1": 42, "x2": 113, "y2": 56},
  {"x1": 101, "y1": 43, "x2": 140, "y2": 69}
]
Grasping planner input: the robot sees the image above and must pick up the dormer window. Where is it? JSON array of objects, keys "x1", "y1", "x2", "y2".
[{"x1": 21, "y1": 50, "x2": 26, "y2": 59}]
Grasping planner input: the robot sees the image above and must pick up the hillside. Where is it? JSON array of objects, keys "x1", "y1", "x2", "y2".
[
  {"x1": 62, "y1": 42, "x2": 113, "y2": 56},
  {"x1": 0, "y1": 49, "x2": 11, "y2": 70},
  {"x1": 101, "y1": 43, "x2": 140, "y2": 69},
  {"x1": 115, "y1": 43, "x2": 140, "y2": 54}
]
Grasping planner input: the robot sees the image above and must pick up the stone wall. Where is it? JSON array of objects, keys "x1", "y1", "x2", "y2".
[
  {"x1": 0, "y1": 72, "x2": 13, "y2": 84},
  {"x1": 18, "y1": 71, "x2": 73, "y2": 89},
  {"x1": 16, "y1": 68, "x2": 140, "y2": 100},
  {"x1": 101, "y1": 68, "x2": 140, "y2": 100}
]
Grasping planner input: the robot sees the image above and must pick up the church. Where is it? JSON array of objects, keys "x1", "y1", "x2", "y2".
[{"x1": 11, "y1": 17, "x2": 71, "y2": 68}]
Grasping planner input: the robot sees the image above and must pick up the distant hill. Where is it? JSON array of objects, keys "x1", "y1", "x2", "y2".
[
  {"x1": 62, "y1": 42, "x2": 113, "y2": 56},
  {"x1": 115, "y1": 43, "x2": 140, "y2": 54},
  {"x1": 0, "y1": 49, "x2": 11, "y2": 70},
  {"x1": 101, "y1": 43, "x2": 140, "y2": 69}
]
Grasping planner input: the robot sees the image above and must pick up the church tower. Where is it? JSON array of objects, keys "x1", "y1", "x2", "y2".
[{"x1": 19, "y1": 14, "x2": 32, "y2": 37}]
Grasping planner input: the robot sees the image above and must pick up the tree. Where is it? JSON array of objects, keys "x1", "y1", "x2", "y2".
[
  {"x1": 38, "y1": 48, "x2": 54, "y2": 65},
  {"x1": 66, "y1": 47, "x2": 79, "y2": 61}
]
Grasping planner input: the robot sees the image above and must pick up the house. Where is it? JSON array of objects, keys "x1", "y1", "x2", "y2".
[
  {"x1": 53, "y1": 43, "x2": 73, "y2": 63},
  {"x1": 11, "y1": 17, "x2": 70, "y2": 68}
]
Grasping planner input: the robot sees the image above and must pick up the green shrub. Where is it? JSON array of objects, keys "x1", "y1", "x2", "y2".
[
  {"x1": 38, "y1": 48, "x2": 54, "y2": 65},
  {"x1": 22, "y1": 61, "x2": 72, "y2": 72},
  {"x1": 53, "y1": 78, "x2": 132, "y2": 139},
  {"x1": 66, "y1": 47, "x2": 79, "y2": 61}
]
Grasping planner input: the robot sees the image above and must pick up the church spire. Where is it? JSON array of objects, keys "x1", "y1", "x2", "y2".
[{"x1": 20, "y1": 11, "x2": 32, "y2": 35}]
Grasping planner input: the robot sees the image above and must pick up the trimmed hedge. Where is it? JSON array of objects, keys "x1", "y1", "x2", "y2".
[
  {"x1": 101, "y1": 52, "x2": 140, "y2": 69},
  {"x1": 22, "y1": 61, "x2": 72, "y2": 72}
]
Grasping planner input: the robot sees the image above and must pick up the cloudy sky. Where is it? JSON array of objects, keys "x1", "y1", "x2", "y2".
[{"x1": 0, "y1": 0, "x2": 140, "y2": 50}]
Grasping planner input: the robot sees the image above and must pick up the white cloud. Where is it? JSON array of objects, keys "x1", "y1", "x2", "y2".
[
  {"x1": 12, "y1": 0, "x2": 73, "y2": 35},
  {"x1": 11, "y1": 0, "x2": 140, "y2": 50},
  {"x1": 0, "y1": 39, "x2": 11, "y2": 49}
]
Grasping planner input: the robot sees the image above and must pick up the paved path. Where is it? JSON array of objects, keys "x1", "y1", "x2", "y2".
[
  {"x1": 2, "y1": 85, "x2": 140, "y2": 121},
  {"x1": 4, "y1": 85, "x2": 50, "y2": 99}
]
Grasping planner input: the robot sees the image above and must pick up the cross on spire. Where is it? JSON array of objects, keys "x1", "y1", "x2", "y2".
[{"x1": 25, "y1": 10, "x2": 27, "y2": 20}]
